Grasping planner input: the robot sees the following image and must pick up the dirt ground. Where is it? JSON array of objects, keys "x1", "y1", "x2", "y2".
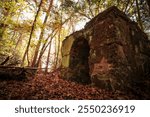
[{"x1": 0, "y1": 73, "x2": 144, "y2": 100}]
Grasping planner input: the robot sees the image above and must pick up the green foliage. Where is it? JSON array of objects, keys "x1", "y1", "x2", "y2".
[
  {"x1": 0, "y1": 0, "x2": 150, "y2": 67},
  {"x1": 0, "y1": 0, "x2": 27, "y2": 64}
]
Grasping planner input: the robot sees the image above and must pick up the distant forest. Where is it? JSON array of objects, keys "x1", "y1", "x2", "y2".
[{"x1": 0, "y1": 0, "x2": 150, "y2": 71}]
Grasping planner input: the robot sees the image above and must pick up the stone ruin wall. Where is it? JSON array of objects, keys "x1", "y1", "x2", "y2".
[{"x1": 61, "y1": 6, "x2": 150, "y2": 92}]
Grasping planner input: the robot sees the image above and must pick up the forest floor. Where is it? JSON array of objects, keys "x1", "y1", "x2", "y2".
[{"x1": 0, "y1": 71, "x2": 143, "y2": 100}]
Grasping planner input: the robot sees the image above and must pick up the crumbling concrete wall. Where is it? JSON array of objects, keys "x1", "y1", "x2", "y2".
[{"x1": 61, "y1": 6, "x2": 150, "y2": 92}]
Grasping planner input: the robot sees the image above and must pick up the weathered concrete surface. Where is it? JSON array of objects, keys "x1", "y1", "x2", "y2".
[{"x1": 61, "y1": 6, "x2": 150, "y2": 92}]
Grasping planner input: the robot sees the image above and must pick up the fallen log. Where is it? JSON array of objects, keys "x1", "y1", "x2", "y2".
[{"x1": 0, "y1": 66, "x2": 37, "y2": 80}]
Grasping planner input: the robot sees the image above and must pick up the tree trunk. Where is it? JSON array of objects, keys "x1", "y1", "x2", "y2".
[
  {"x1": 45, "y1": 42, "x2": 52, "y2": 73},
  {"x1": 35, "y1": 29, "x2": 58, "y2": 67},
  {"x1": 21, "y1": 0, "x2": 43, "y2": 66},
  {"x1": 36, "y1": 36, "x2": 54, "y2": 68},
  {"x1": 0, "y1": 56, "x2": 9, "y2": 65},
  {"x1": 146, "y1": 0, "x2": 150, "y2": 15},
  {"x1": 15, "y1": 33, "x2": 22, "y2": 49},
  {"x1": 54, "y1": 30, "x2": 61, "y2": 69},
  {"x1": 34, "y1": 11, "x2": 71, "y2": 68},
  {"x1": 31, "y1": 0, "x2": 54, "y2": 67},
  {"x1": 136, "y1": 0, "x2": 144, "y2": 31}
]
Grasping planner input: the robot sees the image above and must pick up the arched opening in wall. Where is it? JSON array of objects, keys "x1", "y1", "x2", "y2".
[{"x1": 69, "y1": 37, "x2": 91, "y2": 84}]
